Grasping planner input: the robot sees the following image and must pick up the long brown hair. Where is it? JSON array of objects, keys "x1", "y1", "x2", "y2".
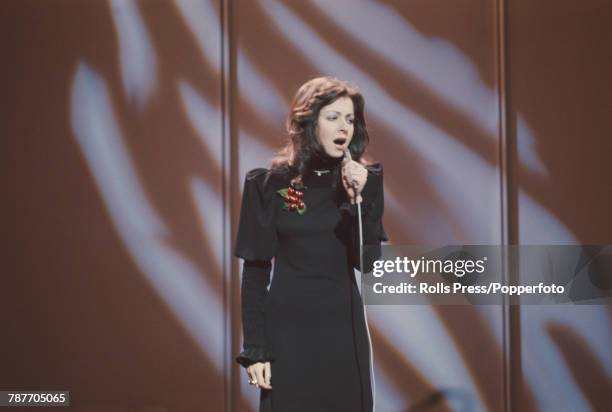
[{"x1": 271, "y1": 76, "x2": 370, "y2": 179}]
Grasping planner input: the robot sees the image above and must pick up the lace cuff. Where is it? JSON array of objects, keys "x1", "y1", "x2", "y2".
[{"x1": 235, "y1": 346, "x2": 274, "y2": 368}]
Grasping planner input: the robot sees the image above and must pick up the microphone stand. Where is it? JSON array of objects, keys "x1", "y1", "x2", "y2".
[
  {"x1": 356, "y1": 194, "x2": 364, "y2": 283},
  {"x1": 344, "y1": 151, "x2": 376, "y2": 412}
]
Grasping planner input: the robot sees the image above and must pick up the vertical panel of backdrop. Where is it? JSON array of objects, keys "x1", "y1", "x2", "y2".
[
  {"x1": 507, "y1": 1, "x2": 612, "y2": 411},
  {"x1": 3, "y1": 0, "x2": 227, "y2": 410},
  {"x1": 231, "y1": 1, "x2": 505, "y2": 411}
]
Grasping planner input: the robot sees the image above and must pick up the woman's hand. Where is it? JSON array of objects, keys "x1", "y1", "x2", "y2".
[
  {"x1": 246, "y1": 361, "x2": 272, "y2": 390},
  {"x1": 342, "y1": 159, "x2": 368, "y2": 204}
]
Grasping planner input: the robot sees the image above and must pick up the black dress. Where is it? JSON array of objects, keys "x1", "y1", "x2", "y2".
[{"x1": 235, "y1": 161, "x2": 387, "y2": 412}]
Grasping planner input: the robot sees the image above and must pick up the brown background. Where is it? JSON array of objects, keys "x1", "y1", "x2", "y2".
[{"x1": 2, "y1": 0, "x2": 610, "y2": 411}]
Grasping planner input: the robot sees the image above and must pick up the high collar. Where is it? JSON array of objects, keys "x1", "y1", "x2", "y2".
[{"x1": 308, "y1": 152, "x2": 343, "y2": 173}]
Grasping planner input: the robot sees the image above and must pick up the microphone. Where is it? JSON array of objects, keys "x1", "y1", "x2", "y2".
[
  {"x1": 343, "y1": 148, "x2": 352, "y2": 161},
  {"x1": 343, "y1": 149, "x2": 360, "y2": 190}
]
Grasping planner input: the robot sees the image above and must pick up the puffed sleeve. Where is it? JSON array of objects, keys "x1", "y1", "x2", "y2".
[
  {"x1": 234, "y1": 168, "x2": 278, "y2": 261},
  {"x1": 340, "y1": 163, "x2": 388, "y2": 272},
  {"x1": 234, "y1": 169, "x2": 277, "y2": 367}
]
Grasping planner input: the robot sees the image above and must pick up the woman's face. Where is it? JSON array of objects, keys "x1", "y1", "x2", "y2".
[{"x1": 316, "y1": 96, "x2": 355, "y2": 158}]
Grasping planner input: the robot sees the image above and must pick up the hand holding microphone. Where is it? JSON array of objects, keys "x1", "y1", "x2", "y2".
[{"x1": 342, "y1": 149, "x2": 368, "y2": 204}]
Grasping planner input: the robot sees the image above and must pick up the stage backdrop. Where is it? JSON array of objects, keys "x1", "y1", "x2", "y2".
[{"x1": 2, "y1": 1, "x2": 610, "y2": 411}]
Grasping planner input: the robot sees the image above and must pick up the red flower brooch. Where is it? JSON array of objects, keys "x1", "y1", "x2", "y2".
[{"x1": 277, "y1": 179, "x2": 306, "y2": 214}]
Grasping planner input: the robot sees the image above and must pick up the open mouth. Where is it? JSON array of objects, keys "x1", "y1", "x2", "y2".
[{"x1": 333, "y1": 137, "x2": 347, "y2": 146}]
